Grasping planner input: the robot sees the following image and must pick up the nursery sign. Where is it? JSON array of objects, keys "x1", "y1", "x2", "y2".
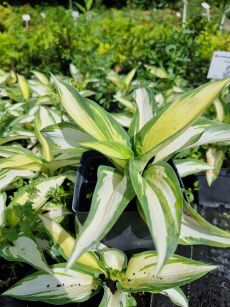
[
  {"x1": 22, "y1": 14, "x2": 30, "y2": 21},
  {"x1": 207, "y1": 51, "x2": 230, "y2": 79}
]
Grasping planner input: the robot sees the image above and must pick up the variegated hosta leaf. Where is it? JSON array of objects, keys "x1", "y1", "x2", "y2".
[
  {"x1": 41, "y1": 202, "x2": 71, "y2": 223},
  {"x1": 129, "y1": 88, "x2": 157, "y2": 147},
  {"x1": 52, "y1": 150, "x2": 81, "y2": 162},
  {"x1": 80, "y1": 90, "x2": 96, "y2": 97},
  {"x1": 124, "y1": 68, "x2": 136, "y2": 88},
  {"x1": 185, "y1": 122, "x2": 230, "y2": 149},
  {"x1": 0, "y1": 145, "x2": 32, "y2": 158},
  {"x1": 174, "y1": 159, "x2": 214, "y2": 178},
  {"x1": 0, "y1": 192, "x2": 6, "y2": 226},
  {"x1": 0, "y1": 236, "x2": 51, "y2": 274},
  {"x1": 148, "y1": 66, "x2": 168, "y2": 78},
  {"x1": 32, "y1": 70, "x2": 50, "y2": 86},
  {"x1": 154, "y1": 119, "x2": 208, "y2": 162},
  {"x1": 46, "y1": 157, "x2": 80, "y2": 172},
  {"x1": 42, "y1": 122, "x2": 93, "y2": 154},
  {"x1": 113, "y1": 95, "x2": 135, "y2": 112},
  {"x1": 107, "y1": 72, "x2": 124, "y2": 90},
  {"x1": 129, "y1": 158, "x2": 183, "y2": 273},
  {"x1": 81, "y1": 140, "x2": 133, "y2": 160},
  {"x1": 3, "y1": 264, "x2": 99, "y2": 304},
  {"x1": 99, "y1": 248, "x2": 127, "y2": 273},
  {"x1": 135, "y1": 79, "x2": 229, "y2": 158},
  {"x1": 0, "y1": 169, "x2": 36, "y2": 190},
  {"x1": 64, "y1": 174, "x2": 76, "y2": 186},
  {"x1": 86, "y1": 99, "x2": 131, "y2": 145},
  {"x1": 213, "y1": 97, "x2": 230, "y2": 123},
  {"x1": 119, "y1": 251, "x2": 217, "y2": 292},
  {"x1": 69, "y1": 63, "x2": 83, "y2": 82},
  {"x1": 214, "y1": 98, "x2": 225, "y2": 122},
  {"x1": 7, "y1": 176, "x2": 66, "y2": 226},
  {"x1": 52, "y1": 76, "x2": 130, "y2": 147},
  {"x1": 111, "y1": 112, "x2": 132, "y2": 128},
  {"x1": 133, "y1": 87, "x2": 157, "y2": 133},
  {"x1": 206, "y1": 147, "x2": 224, "y2": 186},
  {"x1": 0, "y1": 72, "x2": 9, "y2": 84},
  {"x1": 9, "y1": 175, "x2": 65, "y2": 208},
  {"x1": 99, "y1": 286, "x2": 135, "y2": 307},
  {"x1": 8, "y1": 102, "x2": 25, "y2": 117},
  {"x1": 29, "y1": 80, "x2": 50, "y2": 97},
  {"x1": 180, "y1": 201, "x2": 230, "y2": 247},
  {"x1": 0, "y1": 129, "x2": 35, "y2": 145},
  {"x1": 66, "y1": 166, "x2": 134, "y2": 269},
  {"x1": 9, "y1": 114, "x2": 35, "y2": 126},
  {"x1": 35, "y1": 106, "x2": 57, "y2": 161},
  {"x1": 39, "y1": 215, "x2": 103, "y2": 273},
  {"x1": 0, "y1": 154, "x2": 42, "y2": 171},
  {"x1": 17, "y1": 74, "x2": 30, "y2": 100},
  {"x1": 48, "y1": 108, "x2": 63, "y2": 123},
  {"x1": 35, "y1": 238, "x2": 50, "y2": 253},
  {"x1": 160, "y1": 287, "x2": 188, "y2": 307},
  {"x1": 9, "y1": 163, "x2": 42, "y2": 172},
  {"x1": 155, "y1": 93, "x2": 164, "y2": 106}
]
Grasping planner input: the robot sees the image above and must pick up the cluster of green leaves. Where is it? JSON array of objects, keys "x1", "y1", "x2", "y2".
[{"x1": 3, "y1": 202, "x2": 39, "y2": 241}]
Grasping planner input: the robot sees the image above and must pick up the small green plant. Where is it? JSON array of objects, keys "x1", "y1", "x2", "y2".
[{"x1": 75, "y1": 0, "x2": 94, "y2": 12}]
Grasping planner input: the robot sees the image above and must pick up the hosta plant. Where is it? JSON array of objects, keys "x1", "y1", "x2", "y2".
[
  {"x1": 175, "y1": 83, "x2": 230, "y2": 185},
  {"x1": 1, "y1": 73, "x2": 230, "y2": 306},
  {"x1": 205, "y1": 87, "x2": 230, "y2": 185},
  {"x1": 109, "y1": 67, "x2": 188, "y2": 129},
  {"x1": 41, "y1": 77, "x2": 230, "y2": 274},
  {"x1": 1, "y1": 215, "x2": 219, "y2": 306},
  {"x1": 0, "y1": 69, "x2": 89, "y2": 191},
  {"x1": 0, "y1": 70, "x2": 84, "y2": 249}
]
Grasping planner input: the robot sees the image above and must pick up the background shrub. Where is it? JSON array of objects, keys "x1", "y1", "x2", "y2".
[{"x1": 0, "y1": 3, "x2": 230, "y2": 86}]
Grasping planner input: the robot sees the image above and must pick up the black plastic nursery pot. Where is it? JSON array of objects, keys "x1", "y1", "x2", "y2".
[
  {"x1": 72, "y1": 150, "x2": 155, "y2": 306},
  {"x1": 72, "y1": 151, "x2": 192, "y2": 307},
  {"x1": 72, "y1": 150, "x2": 153, "y2": 253},
  {"x1": 188, "y1": 170, "x2": 230, "y2": 307},
  {"x1": 198, "y1": 169, "x2": 230, "y2": 209},
  {"x1": 72, "y1": 151, "x2": 230, "y2": 307}
]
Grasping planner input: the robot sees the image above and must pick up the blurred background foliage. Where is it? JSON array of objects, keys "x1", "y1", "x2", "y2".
[{"x1": 0, "y1": 1, "x2": 229, "y2": 87}]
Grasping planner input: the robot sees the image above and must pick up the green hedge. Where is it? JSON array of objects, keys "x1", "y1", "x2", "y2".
[
  {"x1": 5, "y1": 0, "x2": 229, "y2": 9},
  {"x1": 0, "y1": 4, "x2": 230, "y2": 86}
]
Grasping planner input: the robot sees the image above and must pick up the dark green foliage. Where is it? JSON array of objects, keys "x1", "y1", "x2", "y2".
[{"x1": 3, "y1": 202, "x2": 40, "y2": 241}]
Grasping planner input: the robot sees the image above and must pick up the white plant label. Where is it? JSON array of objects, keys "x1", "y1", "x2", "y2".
[
  {"x1": 207, "y1": 51, "x2": 230, "y2": 79},
  {"x1": 201, "y1": 2, "x2": 210, "y2": 20},
  {"x1": 201, "y1": 2, "x2": 210, "y2": 9},
  {"x1": 22, "y1": 14, "x2": 30, "y2": 21},
  {"x1": 182, "y1": 0, "x2": 188, "y2": 28},
  {"x1": 72, "y1": 11, "x2": 79, "y2": 20}
]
